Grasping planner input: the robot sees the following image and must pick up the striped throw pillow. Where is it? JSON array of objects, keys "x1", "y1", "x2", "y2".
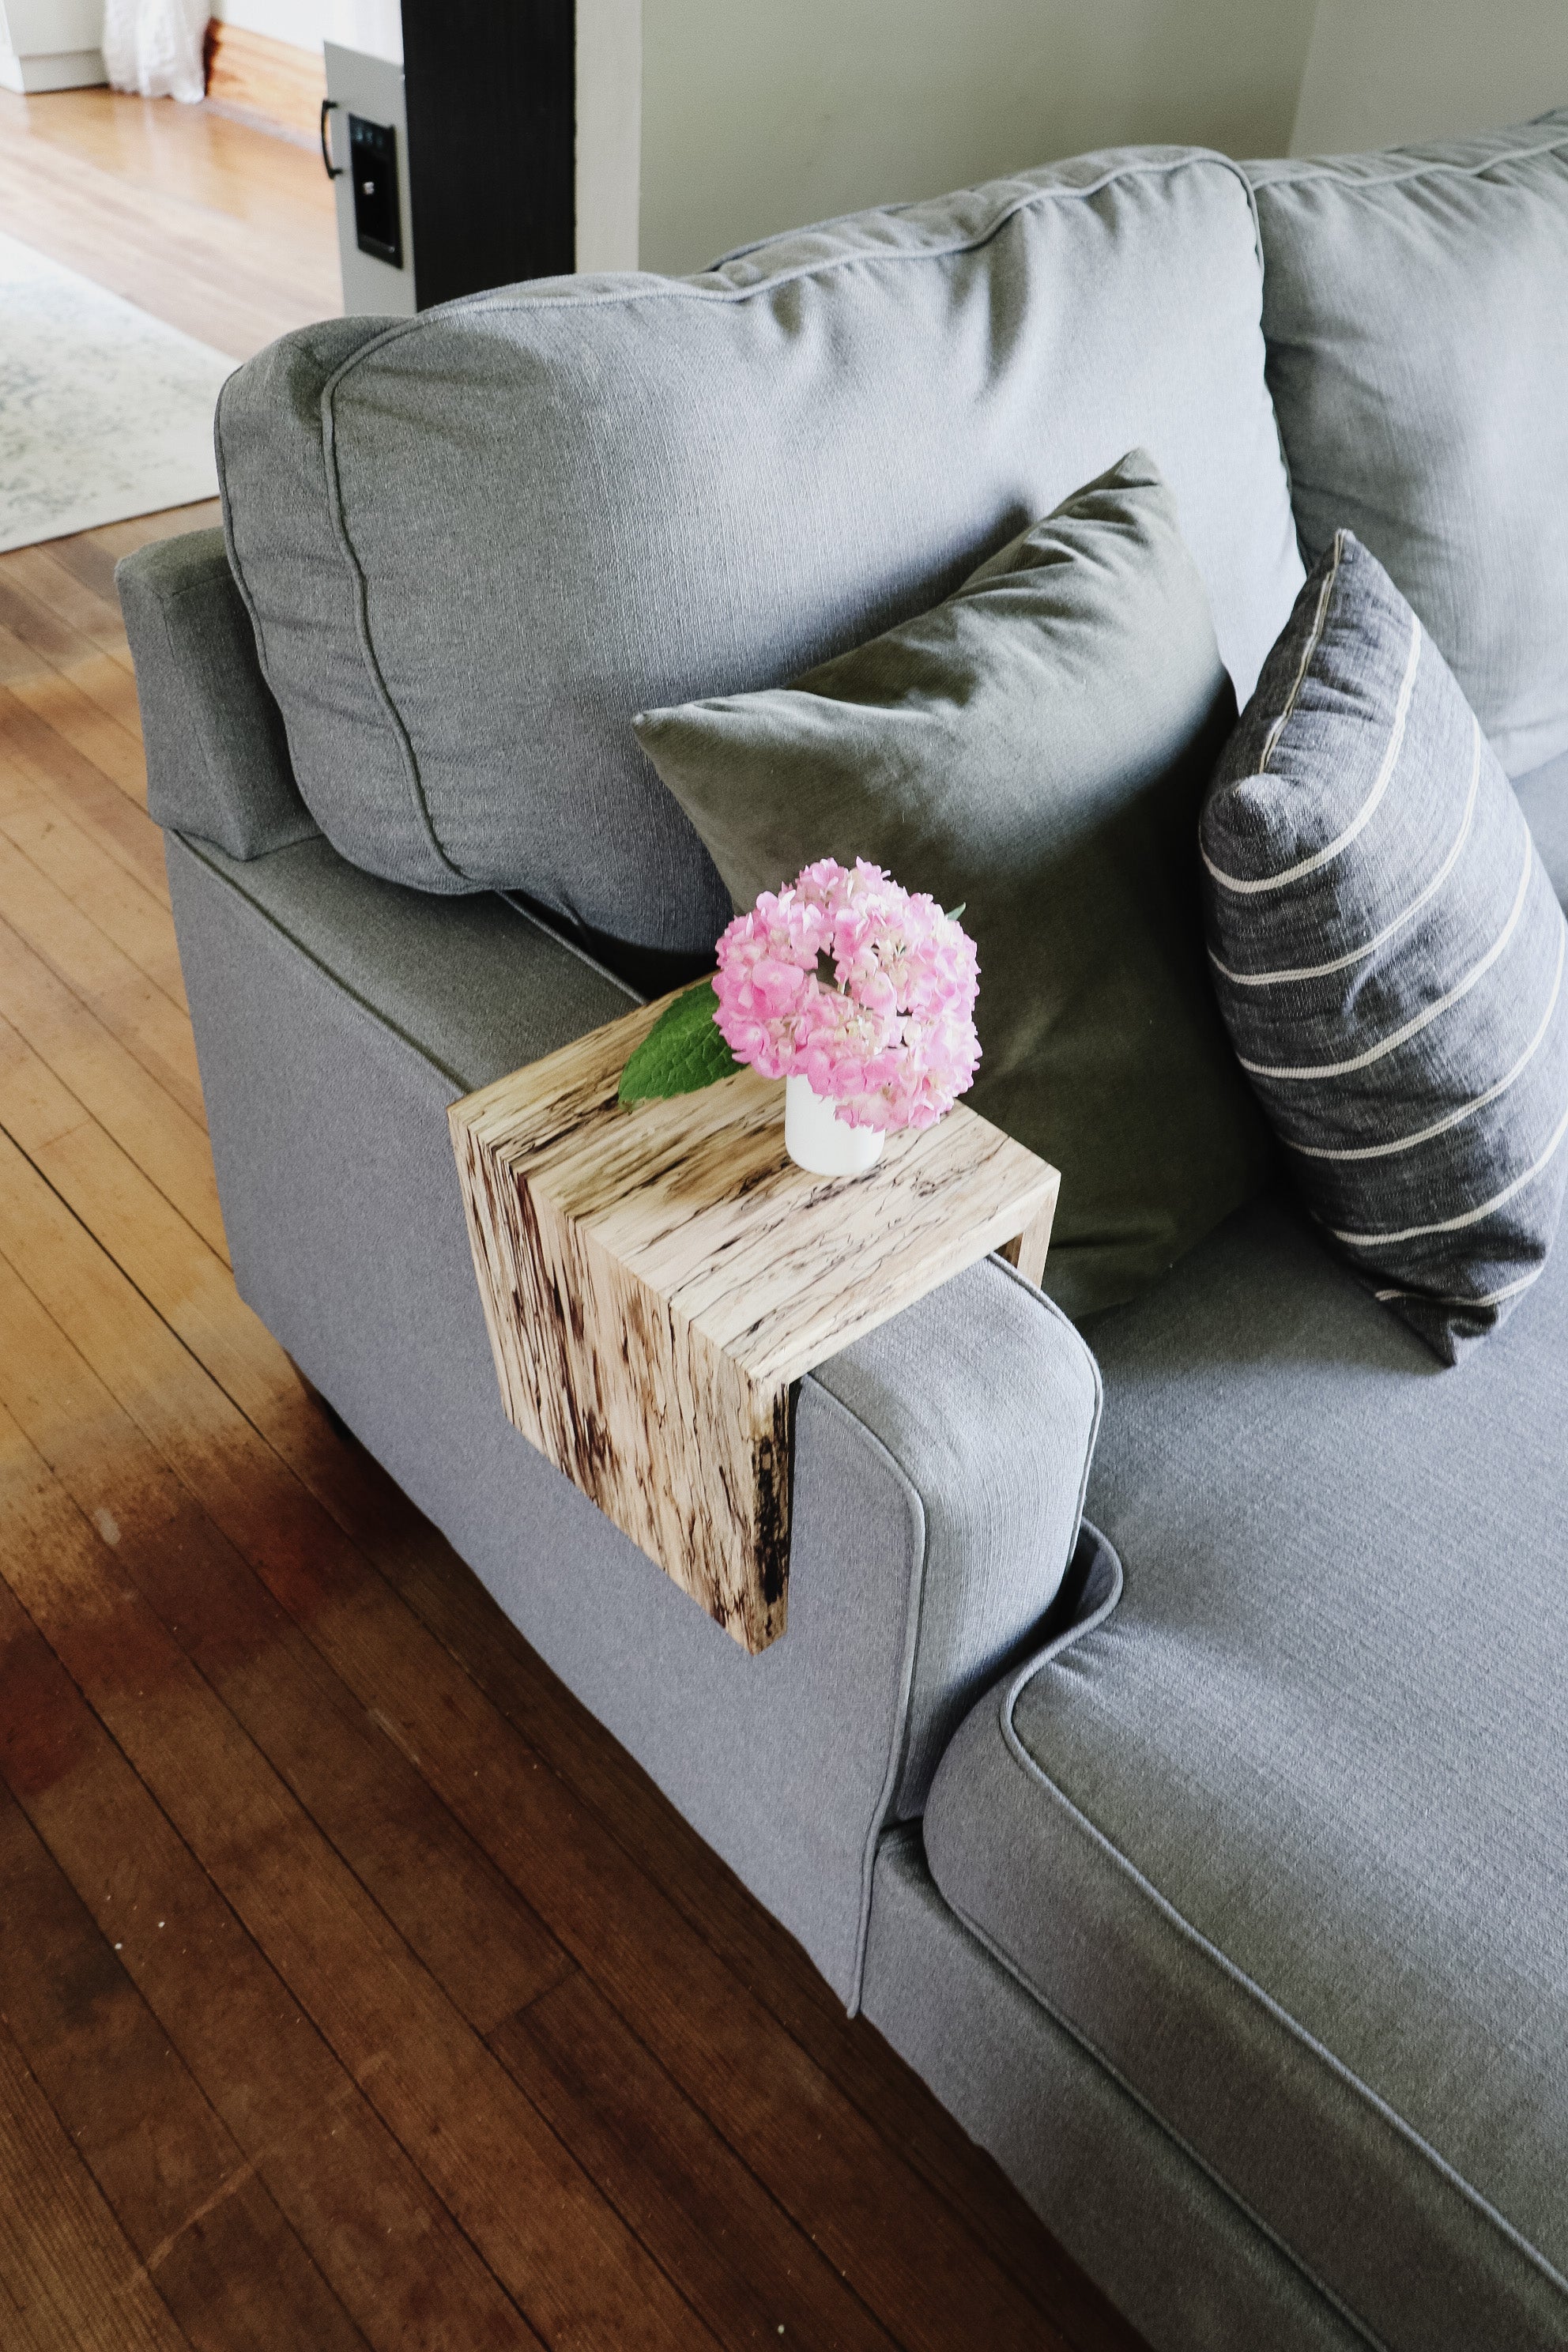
[{"x1": 1200, "y1": 533, "x2": 1568, "y2": 1363}]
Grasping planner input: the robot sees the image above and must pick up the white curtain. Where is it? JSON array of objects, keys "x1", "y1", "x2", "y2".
[{"x1": 102, "y1": 0, "x2": 209, "y2": 102}]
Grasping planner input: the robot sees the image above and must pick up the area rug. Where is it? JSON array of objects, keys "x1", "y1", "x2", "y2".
[{"x1": 0, "y1": 230, "x2": 236, "y2": 554}]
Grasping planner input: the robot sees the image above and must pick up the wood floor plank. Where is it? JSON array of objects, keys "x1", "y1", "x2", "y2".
[
  {"x1": 0, "y1": 545, "x2": 144, "y2": 677},
  {"x1": 0, "y1": 1124, "x2": 1080, "y2": 2352},
  {"x1": 134, "y1": 1384, "x2": 1061, "y2": 2331},
  {"x1": 0, "y1": 1248, "x2": 574, "y2": 2041},
  {"x1": 0, "y1": 1091, "x2": 424, "y2": 1601},
  {"x1": 0, "y1": 611, "x2": 144, "y2": 757},
  {"x1": 0, "y1": 1111, "x2": 334, "y2": 1536},
  {"x1": 0, "y1": 1012, "x2": 89, "y2": 1156},
  {"x1": 0, "y1": 2012, "x2": 193, "y2": 2352},
  {"x1": 388, "y1": 1527, "x2": 1147, "y2": 2352},
  {"x1": 175, "y1": 1360, "x2": 1134, "y2": 2350},
  {"x1": 0, "y1": 546, "x2": 137, "y2": 669},
  {"x1": 251, "y1": 1366, "x2": 1137, "y2": 2349},
  {"x1": 0, "y1": 831, "x2": 203, "y2": 1119},
  {"x1": 0, "y1": 782, "x2": 187, "y2": 1011},
  {"x1": 0, "y1": 621, "x2": 40, "y2": 687},
  {"x1": 0, "y1": 609, "x2": 143, "y2": 735},
  {"x1": 5, "y1": 663, "x2": 147, "y2": 801},
  {"x1": 490, "y1": 1969, "x2": 902, "y2": 2352},
  {"x1": 0, "y1": 540, "x2": 149, "y2": 761},
  {"x1": 0, "y1": 944, "x2": 225, "y2": 1261},
  {"x1": 0, "y1": 1574, "x2": 544, "y2": 2352},
  {"x1": 0, "y1": 1021, "x2": 370, "y2": 1511},
  {"x1": 0, "y1": 110, "x2": 334, "y2": 357},
  {"x1": 0, "y1": 570, "x2": 144, "y2": 730},
  {"x1": 0, "y1": 1393, "x2": 721, "y2": 2352},
  {"x1": 300, "y1": 1588, "x2": 1084, "y2": 2352},
  {"x1": 0, "y1": 1786, "x2": 371, "y2": 2352},
  {"x1": 3, "y1": 89, "x2": 330, "y2": 249},
  {"x1": 1, "y1": 684, "x2": 168, "y2": 899}
]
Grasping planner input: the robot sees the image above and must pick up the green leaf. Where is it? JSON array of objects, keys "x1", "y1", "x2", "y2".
[{"x1": 618, "y1": 979, "x2": 742, "y2": 1105}]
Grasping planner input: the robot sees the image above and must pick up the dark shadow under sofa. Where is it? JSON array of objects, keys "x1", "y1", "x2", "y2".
[{"x1": 120, "y1": 114, "x2": 1568, "y2": 2352}]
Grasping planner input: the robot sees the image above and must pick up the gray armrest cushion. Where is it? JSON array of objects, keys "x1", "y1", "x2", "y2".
[
  {"x1": 117, "y1": 528, "x2": 319, "y2": 861},
  {"x1": 797, "y1": 1264, "x2": 1101, "y2": 1997},
  {"x1": 807, "y1": 1263, "x2": 1101, "y2": 1826}
]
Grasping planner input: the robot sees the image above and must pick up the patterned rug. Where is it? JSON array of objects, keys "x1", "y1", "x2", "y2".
[{"x1": 0, "y1": 231, "x2": 236, "y2": 553}]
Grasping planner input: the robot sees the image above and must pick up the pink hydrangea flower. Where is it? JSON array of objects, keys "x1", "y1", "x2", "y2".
[{"x1": 712, "y1": 858, "x2": 980, "y2": 1131}]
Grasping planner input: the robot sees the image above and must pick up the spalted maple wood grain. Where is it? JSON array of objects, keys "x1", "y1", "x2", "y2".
[{"x1": 450, "y1": 995, "x2": 1059, "y2": 1653}]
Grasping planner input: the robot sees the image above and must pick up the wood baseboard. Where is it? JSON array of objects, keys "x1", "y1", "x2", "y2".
[{"x1": 204, "y1": 19, "x2": 325, "y2": 147}]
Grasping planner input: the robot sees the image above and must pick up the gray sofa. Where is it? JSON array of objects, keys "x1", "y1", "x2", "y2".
[{"x1": 121, "y1": 114, "x2": 1568, "y2": 2352}]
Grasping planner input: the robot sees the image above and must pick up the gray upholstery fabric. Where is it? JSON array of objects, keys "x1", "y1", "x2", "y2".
[
  {"x1": 172, "y1": 833, "x2": 635, "y2": 1087},
  {"x1": 1203, "y1": 533, "x2": 1568, "y2": 1362},
  {"x1": 166, "y1": 826, "x2": 1100, "y2": 2005},
  {"x1": 863, "y1": 1832, "x2": 1370, "y2": 2352},
  {"x1": 815, "y1": 1281, "x2": 1100, "y2": 1825},
  {"x1": 1517, "y1": 748, "x2": 1568, "y2": 910},
  {"x1": 925, "y1": 1192, "x2": 1568, "y2": 2350},
  {"x1": 215, "y1": 145, "x2": 1302, "y2": 946},
  {"x1": 117, "y1": 529, "x2": 318, "y2": 861},
  {"x1": 638, "y1": 452, "x2": 1273, "y2": 1321},
  {"x1": 1250, "y1": 112, "x2": 1568, "y2": 778}
]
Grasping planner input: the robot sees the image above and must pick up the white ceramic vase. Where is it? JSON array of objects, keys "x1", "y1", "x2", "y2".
[{"x1": 784, "y1": 1073, "x2": 884, "y2": 1177}]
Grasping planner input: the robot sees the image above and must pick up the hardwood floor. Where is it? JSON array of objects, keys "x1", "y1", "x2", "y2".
[
  {"x1": 0, "y1": 87, "x2": 1148, "y2": 2352},
  {"x1": 0, "y1": 84, "x2": 336, "y2": 356}
]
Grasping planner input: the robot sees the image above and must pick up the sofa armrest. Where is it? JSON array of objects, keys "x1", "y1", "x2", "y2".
[
  {"x1": 795, "y1": 1266, "x2": 1102, "y2": 1997},
  {"x1": 805, "y1": 1264, "x2": 1101, "y2": 1822},
  {"x1": 165, "y1": 827, "x2": 1101, "y2": 2010},
  {"x1": 117, "y1": 528, "x2": 319, "y2": 861}
]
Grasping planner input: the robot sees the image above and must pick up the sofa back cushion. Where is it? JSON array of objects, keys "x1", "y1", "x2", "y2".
[
  {"x1": 1250, "y1": 111, "x2": 1568, "y2": 781},
  {"x1": 215, "y1": 147, "x2": 1302, "y2": 959}
]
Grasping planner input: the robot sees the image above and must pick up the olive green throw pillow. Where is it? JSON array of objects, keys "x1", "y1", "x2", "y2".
[{"x1": 634, "y1": 452, "x2": 1272, "y2": 1315}]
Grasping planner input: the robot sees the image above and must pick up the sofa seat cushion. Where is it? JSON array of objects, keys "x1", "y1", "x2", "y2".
[
  {"x1": 924, "y1": 1195, "x2": 1568, "y2": 2351},
  {"x1": 1250, "y1": 111, "x2": 1568, "y2": 779},
  {"x1": 215, "y1": 145, "x2": 1302, "y2": 953}
]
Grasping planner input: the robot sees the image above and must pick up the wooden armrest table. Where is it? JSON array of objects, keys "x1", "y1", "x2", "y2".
[{"x1": 450, "y1": 993, "x2": 1058, "y2": 1655}]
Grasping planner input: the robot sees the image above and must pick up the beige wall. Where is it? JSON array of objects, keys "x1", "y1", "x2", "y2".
[
  {"x1": 635, "y1": 0, "x2": 1319, "y2": 275},
  {"x1": 221, "y1": 0, "x2": 1565, "y2": 285},
  {"x1": 578, "y1": 0, "x2": 643, "y2": 270},
  {"x1": 1290, "y1": 0, "x2": 1568, "y2": 153}
]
